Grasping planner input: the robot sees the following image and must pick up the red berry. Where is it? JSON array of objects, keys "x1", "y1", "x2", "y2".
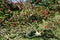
[
  {"x1": 31, "y1": 20, "x2": 34, "y2": 22},
  {"x1": 13, "y1": 22, "x2": 17, "y2": 26},
  {"x1": 44, "y1": 10, "x2": 48, "y2": 15}
]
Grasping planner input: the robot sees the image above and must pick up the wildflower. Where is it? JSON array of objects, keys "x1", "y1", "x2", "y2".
[{"x1": 35, "y1": 31, "x2": 41, "y2": 36}]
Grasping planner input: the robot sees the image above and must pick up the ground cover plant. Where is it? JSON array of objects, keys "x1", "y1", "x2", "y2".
[{"x1": 0, "y1": 0, "x2": 60, "y2": 40}]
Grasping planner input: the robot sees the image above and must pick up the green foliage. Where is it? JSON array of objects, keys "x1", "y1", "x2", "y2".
[{"x1": 0, "y1": 0, "x2": 60, "y2": 40}]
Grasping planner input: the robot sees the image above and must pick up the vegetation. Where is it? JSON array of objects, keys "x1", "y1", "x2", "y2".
[{"x1": 0, "y1": 0, "x2": 60, "y2": 40}]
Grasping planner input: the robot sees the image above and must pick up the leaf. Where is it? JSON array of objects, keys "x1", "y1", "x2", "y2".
[
  {"x1": 14, "y1": 11, "x2": 19, "y2": 15},
  {"x1": 38, "y1": 24, "x2": 44, "y2": 31}
]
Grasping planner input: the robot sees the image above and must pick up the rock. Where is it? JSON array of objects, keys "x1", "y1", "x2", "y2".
[{"x1": 6, "y1": 0, "x2": 28, "y2": 4}]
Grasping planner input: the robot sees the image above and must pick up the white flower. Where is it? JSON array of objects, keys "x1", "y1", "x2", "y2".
[{"x1": 35, "y1": 31, "x2": 41, "y2": 36}]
